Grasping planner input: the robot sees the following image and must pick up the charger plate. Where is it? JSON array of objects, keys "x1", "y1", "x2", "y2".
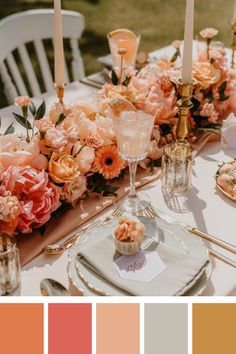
[{"x1": 68, "y1": 216, "x2": 212, "y2": 296}]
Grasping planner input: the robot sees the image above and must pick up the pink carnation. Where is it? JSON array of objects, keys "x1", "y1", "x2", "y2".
[
  {"x1": 0, "y1": 195, "x2": 21, "y2": 235},
  {"x1": 0, "y1": 166, "x2": 61, "y2": 233},
  {"x1": 200, "y1": 28, "x2": 218, "y2": 39},
  {"x1": 14, "y1": 96, "x2": 31, "y2": 107}
]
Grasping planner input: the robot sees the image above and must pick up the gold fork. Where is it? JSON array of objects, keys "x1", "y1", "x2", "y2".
[
  {"x1": 43, "y1": 204, "x2": 124, "y2": 255},
  {"x1": 144, "y1": 205, "x2": 236, "y2": 268}
]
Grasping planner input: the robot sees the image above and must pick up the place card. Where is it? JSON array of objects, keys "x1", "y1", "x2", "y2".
[{"x1": 114, "y1": 251, "x2": 166, "y2": 282}]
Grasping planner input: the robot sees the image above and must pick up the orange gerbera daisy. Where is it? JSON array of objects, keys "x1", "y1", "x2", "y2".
[{"x1": 93, "y1": 144, "x2": 125, "y2": 179}]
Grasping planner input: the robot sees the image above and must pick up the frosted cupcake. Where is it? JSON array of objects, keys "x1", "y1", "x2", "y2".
[{"x1": 113, "y1": 217, "x2": 145, "y2": 255}]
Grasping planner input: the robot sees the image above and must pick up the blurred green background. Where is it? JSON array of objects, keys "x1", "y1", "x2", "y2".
[{"x1": 0, "y1": 0, "x2": 235, "y2": 107}]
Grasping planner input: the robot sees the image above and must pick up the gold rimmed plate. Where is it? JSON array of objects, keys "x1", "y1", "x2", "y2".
[{"x1": 216, "y1": 160, "x2": 236, "y2": 203}]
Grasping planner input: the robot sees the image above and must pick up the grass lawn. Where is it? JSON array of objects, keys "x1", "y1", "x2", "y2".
[{"x1": 0, "y1": 0, "x2": 235, "y2": 107}]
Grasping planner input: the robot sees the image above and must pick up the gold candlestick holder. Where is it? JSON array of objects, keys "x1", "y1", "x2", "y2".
[
  {"x1": 55, "y1": 84, "x2": 65, "y2": 105},
  {"x1": 231, "y1": 21, "x2": 236, "y2": 69},
  {"x1": 161, "y1": 80, "x2": 194, "y2": 194}
]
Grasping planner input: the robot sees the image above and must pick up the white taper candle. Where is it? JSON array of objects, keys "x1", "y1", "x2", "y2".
[
  {"x1": 54, "y1": 0, "x2": 65, "y2": 87},
  {"x1": 182, "y1": 0, "x2": 194, "y2": 84}
]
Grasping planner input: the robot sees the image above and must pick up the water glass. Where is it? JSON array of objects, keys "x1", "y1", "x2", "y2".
[
  {"x1": 0, "y1": 233, "x2": 21, "y2": 295},
  {"x1": 113, "y1": 110, "x2": 154, "y2": 213},
  {"x1": 161, "y1": 142, "x2": 194, "y2": 194},
  {"x1": 107, "y1": 29, "x2": 140, "y2": 71}
]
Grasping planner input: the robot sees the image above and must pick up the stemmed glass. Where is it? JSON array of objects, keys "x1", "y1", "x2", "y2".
[
  {"x1": 113, "y1": 110, "x2": 154, "y2": 213},
  {"x1": 107, "y1": 29, "x2": 141, "y2": 72}
]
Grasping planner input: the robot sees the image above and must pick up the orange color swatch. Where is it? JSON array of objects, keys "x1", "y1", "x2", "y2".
[
  {"x1": 49, "y1": 303, "x2": 92, "y2": 354},
  {"x1": 193, "y1": 304, "x2": 236, "y2": 354},
  {"x1": 97, "y1": 303, "x2": 140, "y2": 354},
  {"x1": 0, "y1": 304, "x2": 43, "y2": 354}
]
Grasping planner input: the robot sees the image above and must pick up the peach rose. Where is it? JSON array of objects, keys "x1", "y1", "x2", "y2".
[
  {"x1": 48, "y1": 152, "x2": 79, "y2": 184},
  {"x1": 63, "y1": 107, "x2": 96, "y2": 141},
  {"x1": 193, "y1": 62, "x2": 222, "y2": 89},
  {"x1": 39, "y1": 127, "x2": 68, "y2": 155},
  {"x1": 62, "y1": 175, "x2": 87, "y2": 207},
  {"x1": 73, "y1": 143, "x2": 95, "y2": 175},
  {"x1": 14, "y1": 96, "x2": 31, "y2": 107},
  {"x1": 200, "y1": 28, "x2": 218, "y2": 39},
  {"x1": 95, "y1": 115, "x2": 116, "y2": 144}
]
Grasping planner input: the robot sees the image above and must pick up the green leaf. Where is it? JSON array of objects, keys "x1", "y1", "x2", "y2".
[
  {"x1": 13, "y1": 113, "x2": 32, "y2": 129},
  {"x1": 122, "y1": 76, "x2": 131, "y2": 87},
  {"x1": 29, "y1": 101, "x2": 36, "y2": 116},
  {"x1": 4, "y1": 122, "x2": 15, "y2": 135},
  {"x1": 40, "y1": 131, "x2": 46, "y2": 140},
  {"x1": 55, "y1": 113, "x2": 66, "y2": 127},
  {"x1": 218, "y1": 81, "x2": 227, "y2": 95},
  {"x1": 111, "y1": 70, "x2": 119, "y2": 85},
  {"x1": 35, "y1": 101, "x2": 46, "y2": 120}
]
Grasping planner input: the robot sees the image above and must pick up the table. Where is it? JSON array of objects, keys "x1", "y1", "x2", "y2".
[{"x1": 1, "y1": 45, "x2": 236, "y2": 296}]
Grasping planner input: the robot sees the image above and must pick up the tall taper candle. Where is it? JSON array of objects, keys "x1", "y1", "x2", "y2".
[
  {"x1": 182, "y1": 0, "x2": 194, "y2": 84},
  {"x1": 54, "y1": 0, "x2": 65, "y2": 87},
  {"x1": 233, "y1": 0, "x2": 236, "y2": 21}
]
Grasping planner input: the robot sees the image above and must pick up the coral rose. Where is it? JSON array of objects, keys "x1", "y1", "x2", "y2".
[
  {"x1": 193, "y1": 62, "x2": 221, "y2": 89},
  {"x1": 62, "y1": 175, "x2": 87, "y2": 207},
  {"x1": 0, "y1": 166, "x2": 61, "y2": 233},
  {"x1": 49, "y1": 152, "x2": 79, "y2": 184}
]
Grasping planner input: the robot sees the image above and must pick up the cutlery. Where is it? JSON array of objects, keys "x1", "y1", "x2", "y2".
[
  {"x1": 43, "y1": 204, "x2": 124, "y2": 255},
  {"x1": 40, "y1": 278, "x2": 70, "y2": 296},
  {"x1": 144, "y1": 206, "x2": 236, "y2": 268}
]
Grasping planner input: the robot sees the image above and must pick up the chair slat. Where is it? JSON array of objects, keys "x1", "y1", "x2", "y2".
[
  {"x1": 34, "y1": 39, "x2": 54, "y2": 92},
  {"x1": 70, "y1": 38, "x2": 85, "y2": 81},
  {"x1": 6, "y1": 53, "x2": 28, "y2": 96},
  {"x1": 0, "y1": 62, "x2": 18, "y2": 104},
  {"x1": 18, "y1": 44, "x2": 41, "y2": 97},
  {"x1": 64, "y1": 57, "x2": 70, "y2": 84}
]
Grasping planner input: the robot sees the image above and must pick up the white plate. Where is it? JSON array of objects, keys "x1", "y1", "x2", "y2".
[{"x1": 68, "y1": 216, "x2": 211, "y2": 296}]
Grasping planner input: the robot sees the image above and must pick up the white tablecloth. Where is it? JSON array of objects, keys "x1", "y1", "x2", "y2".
[{"x1": 1, "y1": 45, "x2": 235, "y2": 296}]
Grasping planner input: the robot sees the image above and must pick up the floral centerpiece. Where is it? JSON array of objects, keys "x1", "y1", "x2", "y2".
[{"x1": 0, "y1": 27, "x2": 235, "y2": 236}]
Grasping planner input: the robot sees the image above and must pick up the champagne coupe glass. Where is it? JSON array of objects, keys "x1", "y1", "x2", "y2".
[
  {"x1": 107, "y1": 29, "x2": 141, "y2": 72},
  {"x1": 113, "y1": 110, "x2": 154, "y2": 213}
]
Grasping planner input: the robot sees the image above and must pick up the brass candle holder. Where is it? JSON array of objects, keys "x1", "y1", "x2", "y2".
[
  {"x1": 55, "y1": 84, "x2": 65, "y2": 105},
  {"x1": 161, "y1": 80, "x2": 194, "y2": 194},
  {"x1": 231, "y1": 21, "x2": 236, "y2": 69}
]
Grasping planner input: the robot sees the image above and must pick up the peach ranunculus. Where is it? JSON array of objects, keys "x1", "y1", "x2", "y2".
[
  {"x1": 192, "y1": 62, "x2": 222, "y2": 89},
  {"x1": 39, "y1": 127, "x2": 68, "y2": 155},
  {"x1": 0, "y1": 167, "x2": 61, "y2": 233},
  {"x1": 62, "y1": 175, "x2": 87, "y2": 207},
  {"x1": 73, "y1": 142, "x2": 95, "y2": 175},
  {"x1": 0, "y1": 196, "x2": 21, "y2": 235},
  {"x1": 95, "y1": 114, "x2": 116, "y2": 144},
  {"x1": 97, "y1": 83, "x2": 136, "y2": 103},
  {"x1": 83, "y1": 134, "x2": 104, "y2": 148},
  {"x1": 200, "y1": 28, "x2": 218, "y2": 39},
  {"x1": 14, "y1": 96, "x2": 31, "y2": 107},
  {"x1": 48, "y1": 152, "x2": 80, "y2": 184},
  {"x1": 0, "y1": 134, "x2": 44, "y2": 169}
]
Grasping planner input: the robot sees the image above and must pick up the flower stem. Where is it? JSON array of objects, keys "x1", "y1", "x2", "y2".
[{"x1": 128, "y1": 161, "x2": 138, "y2": 201}]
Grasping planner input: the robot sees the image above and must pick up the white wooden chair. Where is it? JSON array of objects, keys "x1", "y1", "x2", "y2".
[{"x1": 0, "y1": 9, "x2": 85, "y2": 105}]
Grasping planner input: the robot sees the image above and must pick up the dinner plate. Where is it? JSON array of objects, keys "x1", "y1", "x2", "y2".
[{"x1": 68, "y1": 216, "x2": 211, "y2": 296}]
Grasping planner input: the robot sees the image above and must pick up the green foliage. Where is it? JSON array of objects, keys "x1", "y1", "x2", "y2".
[
  {"x1": 13, "y1": 113, "x2": 32, "y2": 129},
  {"x1": 35, "y1": 101, "x2": 46, "y2": 120},
  {"x1": 4, "y1": 122, "x2": 15, "y2": 135}
]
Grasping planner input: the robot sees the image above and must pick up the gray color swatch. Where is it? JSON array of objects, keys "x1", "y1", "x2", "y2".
[{"x1": 145, "y1": 303, "x2": 188, "y2": 354}]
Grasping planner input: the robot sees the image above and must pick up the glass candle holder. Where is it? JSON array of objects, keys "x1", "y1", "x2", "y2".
[
  {"x1": 107, "y1": 29, "x2": 140, "y2": 71},
  {"x1": 0, "y1": 233, "x2": 21, "y2": 295},
  {"x1": 161, "y1": 142, "x2": 194, "y2": 194}
]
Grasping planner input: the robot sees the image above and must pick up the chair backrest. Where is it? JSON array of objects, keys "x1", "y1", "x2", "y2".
[{"x1": 0, "y1": 9, "x2": 85, "y2": 104}]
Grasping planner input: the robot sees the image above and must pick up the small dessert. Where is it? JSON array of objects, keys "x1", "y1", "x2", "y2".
[{"x1": 113, "y1": 217, "x2": 145, "y2": 255}]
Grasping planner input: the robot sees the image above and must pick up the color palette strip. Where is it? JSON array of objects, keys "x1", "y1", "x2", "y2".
[{"x1": 1, "y1": 303, "x2": 235, "y2": 354}]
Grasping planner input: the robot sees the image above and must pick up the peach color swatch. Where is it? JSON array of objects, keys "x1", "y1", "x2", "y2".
[
  {"x1": 48, "y1": 303, "x2": 92, "y2": 354},
  {"x1": 0, "y1": 304, "x2": 43, "y2": 354},
  {"x1": 97, "y1": 303, "x2": 140, "y2": 354},
  {"x1": 193, "y1": 304, "x2": 236, "y2": 354}
]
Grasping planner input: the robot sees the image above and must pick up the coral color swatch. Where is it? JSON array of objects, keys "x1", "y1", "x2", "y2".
[
  {"x1": 193, "y1": 304, "x2": 236, "y2": 354},
  {"x1": 48, "y1": 303, "x2": 92, "y2": 354},
  {"x1": 96, "y1": 303, "x2": 140, "y2": 354},
  {"x1": 145, "y1": 303, "x2": 188, "y2": 354},
  {"x1": 0, "y1": 304, "x2": 43, "y2": 354}
]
